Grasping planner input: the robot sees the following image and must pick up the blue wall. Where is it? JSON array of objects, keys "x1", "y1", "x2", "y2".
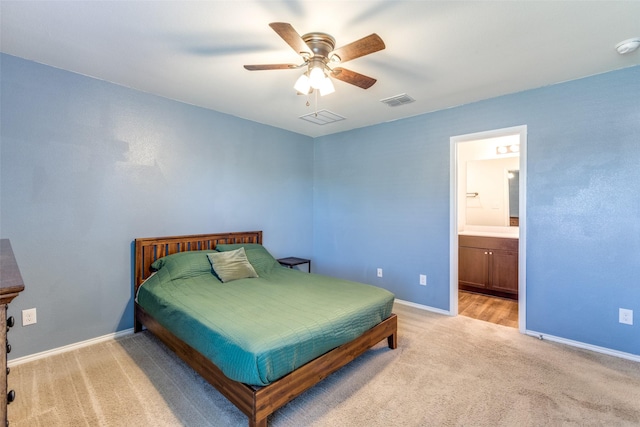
[
  {"x1": 0, "y1": 54, "x2": 313, "y2": 358},
  {"x1": 314, "y1": 65, "x2": 640, "y2": 356},
  {"x1": 2, "y1": 52, "x2": 639, "y2": 359}
]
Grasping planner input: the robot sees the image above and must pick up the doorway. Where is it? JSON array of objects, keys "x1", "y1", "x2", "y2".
[{"x1": 449, "y1": 125, "x2": 527, "y2": 332}]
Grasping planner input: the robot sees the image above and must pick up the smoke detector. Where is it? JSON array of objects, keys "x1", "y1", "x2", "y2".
[{"x1": 616, "y1": 38, "x2": 640, "y2": 55}]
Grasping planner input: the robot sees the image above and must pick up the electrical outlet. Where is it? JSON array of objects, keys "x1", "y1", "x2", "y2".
[
  {"x1": 22, "y1": 308, "x2": 37, "y2": 326},
  {"x1": 619, "y1": 308, "x2": 633, "y2": 325},
  {"x1": 419, "y1": 274, "x2": 427, "y2": 286},
  {"x1": 377, "y1": 268, "x2": 383, "y2": 278}
]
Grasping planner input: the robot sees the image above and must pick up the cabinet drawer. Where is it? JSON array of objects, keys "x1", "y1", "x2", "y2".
[{"x1": 459, "y1": 235, "x2": 518, "y2": 252}]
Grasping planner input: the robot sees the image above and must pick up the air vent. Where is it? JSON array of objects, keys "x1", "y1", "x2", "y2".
[
  {"x1": 380, "y1": 93, "x2": 415, "y2": 107},
  {"x1": 299, "y1": 109, "x2": 346, "y2": 125}
]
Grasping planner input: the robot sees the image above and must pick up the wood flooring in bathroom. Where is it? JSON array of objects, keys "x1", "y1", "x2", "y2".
[{"x1": 458, "y1": 290, "x2": 519, "y2": 328}]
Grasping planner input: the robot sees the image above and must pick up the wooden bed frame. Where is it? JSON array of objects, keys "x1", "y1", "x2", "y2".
[{"x1": 134, "y1": 231, "x2": 398, "y2": 427}]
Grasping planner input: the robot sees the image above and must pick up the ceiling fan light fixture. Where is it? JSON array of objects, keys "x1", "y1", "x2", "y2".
[
  {"x1": 294, "y1": 74, "x2": 311, "y2": 94},
  {"x1": 319, "y1": 76, "x2": 335, "y2": 96},
  {"x1": 309, "y1": 65, "x2": 326, "y2": 89}
]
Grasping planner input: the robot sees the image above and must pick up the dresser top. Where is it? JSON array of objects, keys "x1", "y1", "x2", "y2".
[{"x1": 0, "y1": 239, "x2": 25, "y2": 303}]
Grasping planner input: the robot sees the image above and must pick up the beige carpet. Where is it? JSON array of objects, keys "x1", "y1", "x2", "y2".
[{"x1": 9, "y1": 304, "x2": 640, "y2": 426}]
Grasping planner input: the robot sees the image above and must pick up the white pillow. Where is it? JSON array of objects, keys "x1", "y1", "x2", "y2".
[{"x1": 207, "y1": 247, "x2": 258, "y2": 282}]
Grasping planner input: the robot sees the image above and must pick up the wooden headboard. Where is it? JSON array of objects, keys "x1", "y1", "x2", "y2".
[{"x1": 134, "y1": 231, "x2": 262, "y2": 290}]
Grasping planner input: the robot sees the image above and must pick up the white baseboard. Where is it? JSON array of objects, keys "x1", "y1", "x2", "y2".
[
  {"x1": 525, "y1": 330, "x2": 640, "y2": 363},
  {"x1": 395, "y1": 298, "x2": 452, "y2": 316},
  {"x1": 8, "y1": 328, "x2": 134, "y2": 367}
]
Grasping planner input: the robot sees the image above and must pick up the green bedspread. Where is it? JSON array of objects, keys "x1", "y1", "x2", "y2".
[{"x1": 136, "y1": 248, "x2": 394, "y2": 386}]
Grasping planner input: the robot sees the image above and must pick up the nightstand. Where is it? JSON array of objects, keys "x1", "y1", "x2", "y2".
[{"x1": 278, "y1": 257, "x2": 311, "y2": 273}]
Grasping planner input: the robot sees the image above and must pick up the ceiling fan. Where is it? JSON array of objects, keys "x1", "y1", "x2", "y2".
[{"x1": 244, "y1": 22, "x2": 385, "y2": 96}]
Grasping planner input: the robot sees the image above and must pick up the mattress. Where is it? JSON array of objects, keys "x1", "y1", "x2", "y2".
[{"x1": 136, "y1": 249, "x2": 395, "y2": 386}]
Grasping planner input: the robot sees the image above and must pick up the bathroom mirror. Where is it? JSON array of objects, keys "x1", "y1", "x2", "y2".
[
  {"x1": 466, "y1": 157, "x2": 519, "y2": 226},
  {"x1": 508, "y1": 170, "x2": 519, "y2": 225}
]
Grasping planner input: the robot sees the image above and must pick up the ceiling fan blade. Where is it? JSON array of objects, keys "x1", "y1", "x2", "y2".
[
  {"x1": 331, "y1": 34, "x2": 385, "y2": 63},
  {"x1": 269, "y1": 22, "x2": 311, "y2": 56},
  {"x1": 331, "y1": 67, "x2": 377, "y2": 89},
  {"x1": 244, "y1": 64, "x2": 298, "y2": 71}
]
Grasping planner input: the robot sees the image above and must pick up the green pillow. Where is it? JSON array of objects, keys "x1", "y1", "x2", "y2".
[
  {"x1": 207, "y1": 247, "x2": 259, "y2": 282},
  {"x1": 150, "y1": 250, "x2": 216, "y2": 280},
  {"x1": 215, "y1": 243, "x2": 280, "y2": 275}
]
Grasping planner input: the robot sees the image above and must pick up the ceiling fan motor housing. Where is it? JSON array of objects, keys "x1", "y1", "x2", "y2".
[{"x1": 302, "y1": 32, "x2": 337, "y2": 63}]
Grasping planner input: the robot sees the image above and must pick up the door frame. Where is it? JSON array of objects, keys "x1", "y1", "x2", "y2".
[{"x1": 449, "y1": 125, "x2": 527, "y2": 333}]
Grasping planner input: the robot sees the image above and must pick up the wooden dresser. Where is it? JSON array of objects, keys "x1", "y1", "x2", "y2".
[{"x1": 1, "y1": 240, "x2": 25, "y2": 426}]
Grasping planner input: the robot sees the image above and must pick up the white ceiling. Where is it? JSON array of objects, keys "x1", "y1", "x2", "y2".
[{"x1": 1, "y1": 1, "x2": 639, "y2": 138}]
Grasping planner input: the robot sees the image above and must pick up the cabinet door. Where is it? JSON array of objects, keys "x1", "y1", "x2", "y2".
[
  {"x1": 490, "y1": 250, "x2": 518, "y2": 294},
  {"x1": 459, "y1": 246, "x2": 489, "y2": 289}
]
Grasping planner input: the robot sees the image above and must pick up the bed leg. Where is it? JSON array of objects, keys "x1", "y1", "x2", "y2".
[
  {"x1": 134, "y1": 306, "x2": 143, "y2": 333},
  {"x1": 387, "y1": 332, "x2": 397, "y2": 349},
  {"x1": 249, "y1": 416, "x2": 267, "y2": 427}
]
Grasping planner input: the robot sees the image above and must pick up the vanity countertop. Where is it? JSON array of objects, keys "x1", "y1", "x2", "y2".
[{"x1": 458, "y1": 226, "x2": 519, "y2": 239}]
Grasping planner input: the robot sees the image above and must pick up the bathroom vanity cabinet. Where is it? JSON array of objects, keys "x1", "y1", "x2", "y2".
[{"x1": 458, "y1": 235, "x2": 518, "y2": 300}]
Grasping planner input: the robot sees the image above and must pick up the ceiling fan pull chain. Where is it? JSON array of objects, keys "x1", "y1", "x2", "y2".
[{"x1": 315, "y1": 89, "x2": 319, "y2": 117}]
